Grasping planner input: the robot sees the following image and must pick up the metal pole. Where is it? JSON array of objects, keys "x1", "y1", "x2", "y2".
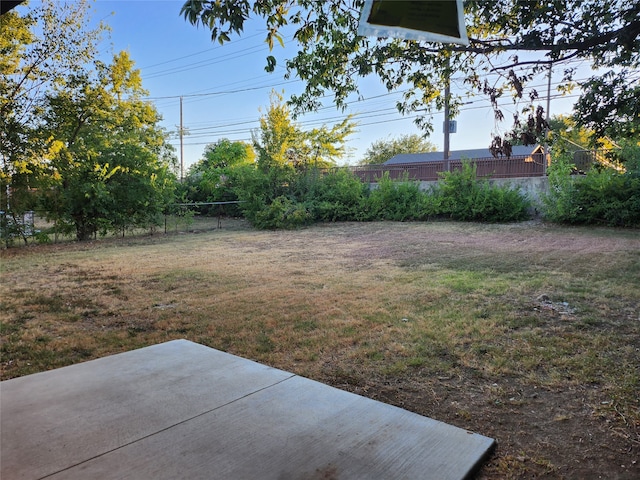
[
  {"x1": 443, "y1": 56, "x2": 451, "y2": 169},
  {"x1": 545, "y1": 66, "x2": 552, "y2": 125},
  {"x1": 180, "y1": 96, "x2": 184, "y2": 181},
  {"x1": 544, "y1": 64, "x2": 552, "y2": 174}
]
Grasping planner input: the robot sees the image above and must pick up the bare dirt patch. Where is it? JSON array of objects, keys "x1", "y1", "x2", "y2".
[{"x1": 1, "y1": 219, "x2": 638, "y2": 478}]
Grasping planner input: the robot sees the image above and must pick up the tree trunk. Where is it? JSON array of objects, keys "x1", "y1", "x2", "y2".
[{"x1": 74, "y1": 217, "x2": 94, "y2": 242}]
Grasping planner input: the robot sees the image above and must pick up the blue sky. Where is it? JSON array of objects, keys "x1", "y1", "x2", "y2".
[{"x1": 20, "y1": 0, "x2": 589, "y2": 169}]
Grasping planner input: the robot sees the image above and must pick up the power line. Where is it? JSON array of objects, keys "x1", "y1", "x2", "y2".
[
  {"x1": 141, "y1": 33, "x2": 294, "y2": 80},
  {"x1": 176, "y1": 106, "x2": 400, "y2": 137},
  {"x1": 164, "y1": 74, "x2": 592, "y2": 138},
  {"x1": 139, "y1": 32, "x2": 264, "y2": 71},
  {"x1": 166, "y1": 90, "x2": 585, "y2": 148},
  {"x1": 145, "y1": 80, "x2": 299, "y2": 100},
  {"x1": 143, "y1": 44, "x2": 269, "y2": 80},
  {"x1": 167, "y1": 110, "x2": 423, "y2": 147}
]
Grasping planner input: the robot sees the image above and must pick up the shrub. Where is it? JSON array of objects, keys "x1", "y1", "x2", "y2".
[
  {"x1": 542, "y1": 144, "x2": 640, "y2": 227},
  {"x1": 232, "y1": 166, "x2": 271, "y2": 224},
  {"x1": 541, "y1": 147, "x2": 580, "y2": 223},
  {"x1": 434, "y1": 162, "x2": 531, "y2": 222},
  {"x1": 230, "y1": 159, "x2": 533, "y2": 228},
  {"x1": 305, "y1": 168, "x2": 367, "y2": 222},
  {"x1": 434, "y1": 162, "x2": 478, "y2": 220},
  {"x1": 33, "y1": 231, "x2": 52, "y2": 244},
  {"x1": 364, "y1": 172, "x2": 425, "y2": 221},
  {"x1": 253, "y1": 196, "x2": 313, "y2": 229}
]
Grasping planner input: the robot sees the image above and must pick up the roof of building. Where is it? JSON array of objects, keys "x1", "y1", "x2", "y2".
[{"x1": 384, "y1": 145, "x2": 541, "y2": 165}]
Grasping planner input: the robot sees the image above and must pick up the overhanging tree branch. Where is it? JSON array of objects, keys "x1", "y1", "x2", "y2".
[{"x1": 181, "y1": 0, "x2": 640, "y2": 149}]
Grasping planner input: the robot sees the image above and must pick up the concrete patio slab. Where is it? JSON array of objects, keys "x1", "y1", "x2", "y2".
[{"x1": 1, "y1": 339, "x2": 495, "y2": 479}]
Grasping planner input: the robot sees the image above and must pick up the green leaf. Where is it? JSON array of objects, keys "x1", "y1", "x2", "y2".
[{"x1": 265, "y1": 55, "x2": 277, "y2": 73}]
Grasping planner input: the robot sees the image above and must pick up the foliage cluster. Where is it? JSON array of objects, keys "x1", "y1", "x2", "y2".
[
  {"x1": 433, "y1": 163, "x2": 532, "y2": 222},
  {"x1": 226, "y1": 163, "x2": 532, "y2": 229},
  {"x1": 1, "y1": 1, "x2": 178, "y2": 245},
  {"x1": 542, "y1": 143, "x2": 640, "y2": 227},
  {"x1": 182, "y1": 0, "x2": 640, "y2": 148},
  {"x1": 358, "y1": 134, "x2": 437, "y2": 165},
  {"x1": 180, "y1": 94, "x2": 531, "y2": 230},
  {"x1": 252, "y1": 91, "x2": 356, "y2": 172},
  {"x1": 178, "y1": 139, "x2": 255, "y2": 216},
  {"x1": 181, "y1": 92, "x2": 358, "y2": 226}
]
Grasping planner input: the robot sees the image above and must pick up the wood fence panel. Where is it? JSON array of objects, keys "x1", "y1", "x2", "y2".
[{"x1": 351, "y1": 154, "x2": 546, "y2": 182}]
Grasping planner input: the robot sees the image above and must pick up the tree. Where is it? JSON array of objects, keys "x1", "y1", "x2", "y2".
[
  {"x1": 253, "y1": 91, "x2": 355, "y2": 171},
  {"x1": 183, "y1": 138, "x2": 255, "y2": 208},
  {"x1": 253, "y1": 92, "x2": 300, "y2": 172},
  {"x1": 201, "y1": 138, "x2": 255, "y2": 170},
  {"x1": 573, "y1": 72, "x2": 639, "y2": 141},
  {"x1": 547, "y1": 115, "x2": 600, "y2": 150},
  {"x1": 547, "y1": 115, "x2": 637, "y2": 173},
  {"x1": 359, "y1": 134, "x2": 437, "y2": 165},
  {"x1": 1, "y1": 0, "x2": 105, "y2": 244},
  {"x1": 232, "y1": 91, "x2": 355, "y2": 226},
  {"x1": 181, "y1": 1, "x2": 640, "y2": 153},
  {"x1": 40, "y1": 52, "x2": 177, "y2": 241}
]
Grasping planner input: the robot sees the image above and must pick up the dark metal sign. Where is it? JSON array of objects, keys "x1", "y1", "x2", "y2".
[{"x1": 358, "y1": 0, "x2": 468, "y2": 45}]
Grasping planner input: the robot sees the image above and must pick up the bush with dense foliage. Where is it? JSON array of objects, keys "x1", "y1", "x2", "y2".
[
  {"x1": 228, "y1": 161, "x2": 532, "y2": 229},
  {"x1": 234, "y1": 166, "x2": 366, "y2": 229},
  {"x1": 542, "y1": 144, "x2": 640, "y2": 227},
  {"x1": 432, "y1": 162, "x2": 531, "y2": 222},
  {"x1": 303, "y1": 168, "x2": 369, "y2": 222},
  {"x1": 363, "y1": 172, "x2": 425, "y2": 221}
]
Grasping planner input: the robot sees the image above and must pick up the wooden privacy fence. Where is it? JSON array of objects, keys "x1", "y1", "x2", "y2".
[{"x1": 350, "y1": 154, "x2": 547, "y2": 182}]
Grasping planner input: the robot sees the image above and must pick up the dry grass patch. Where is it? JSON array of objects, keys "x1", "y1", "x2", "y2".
[{"x1": 1, "y1": 219, "x2": 639, "y2": 479}]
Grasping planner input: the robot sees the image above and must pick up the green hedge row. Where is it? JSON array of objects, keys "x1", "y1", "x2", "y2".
[
  {"x1": 235, "y1": 162, "x2": 532, "y2": 229},
  {"x1": 187, "y1": 145, "x2": 640, "y2": 230},
  {"x1": 542, "y1": 145, "x2": 640, "y2": 228}
]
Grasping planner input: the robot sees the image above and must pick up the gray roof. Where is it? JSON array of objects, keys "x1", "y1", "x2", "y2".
[{"x1": 384, "y1": 146, "x2": 541, "y2": 165}]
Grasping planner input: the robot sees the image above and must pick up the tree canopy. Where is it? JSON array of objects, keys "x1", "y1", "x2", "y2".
[
  {"x1": 181, "y1": 0, "x2": 640, "y2": 151},
  {"x1": 182, "y1": 138, "x2": 255, "y2": 207},
  {"x1": 200, "y1": 138, "x2": 256, "y2": 170},
  {"x1": 1, "y1": 0, "x2": 177, "y2": 243},
  {"x1": 40, "y1": 51, "x2": 176, "y2": 240},
  {"x1": 359, "y1": 133, "x2": 437, "y2": 165},
  {"x1": 1, "y1": 0, "x2": 103, "y2": 165},
  {"x1": 252, "y1": 91, "x2": 356, "y2": 171}
]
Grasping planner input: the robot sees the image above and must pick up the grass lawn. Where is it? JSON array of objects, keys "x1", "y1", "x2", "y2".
[{"x1": 1, "y1": 218, "x2": 639, "y2": 478}]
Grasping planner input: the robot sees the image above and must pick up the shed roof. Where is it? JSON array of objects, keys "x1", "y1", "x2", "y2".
[{"x1": 384, "y1": 145, "x2": 541, "y2": 165}]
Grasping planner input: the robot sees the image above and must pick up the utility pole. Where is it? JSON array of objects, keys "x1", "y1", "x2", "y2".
[
  {"x1": 443, "y1": 56, "x2": 451, "y2": 169},
  {"x1": 542, "y1": 26, "x2": 555, "y2": 175},
  {"x1": 544, "y1": 64, "x2": 552, "y2": 174},
  {"x1": 179, "y1": 96, "x2": 184, "y2": 181},
  {"x1": 444, "y1": 82, "x2": 450, "y2": 161},
  {"x1": 545, "y1": 67, "x2": 552, "y2": 125}
]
